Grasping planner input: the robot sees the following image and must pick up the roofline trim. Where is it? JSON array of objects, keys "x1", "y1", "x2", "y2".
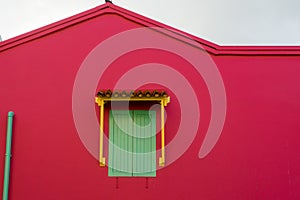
[
  {"x1": 0, "y1": 3, "x2": 110, "y2": 52},
  {"x1": 1, "y1": 3, "x2": 300, "y2": 55}
]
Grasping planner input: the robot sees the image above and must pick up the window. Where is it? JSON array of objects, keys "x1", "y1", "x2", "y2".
[
  {"x1": 108, "y1": 110, "x2": 156, "y2": 177},
  {"x1": 95, "y1": 90, "x2": 170, "y2": 174}
]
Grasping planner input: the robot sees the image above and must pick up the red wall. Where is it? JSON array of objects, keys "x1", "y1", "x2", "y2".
[{"x1": 1, "y1": 12, "x2": 300, "y2": 200}]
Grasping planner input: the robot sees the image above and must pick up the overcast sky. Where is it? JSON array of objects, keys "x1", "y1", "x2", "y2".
[{"x1": 0, "y1": 0, "x2": 299, "y2": 45}]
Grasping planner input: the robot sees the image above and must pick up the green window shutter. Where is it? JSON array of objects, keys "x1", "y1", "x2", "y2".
[
  {"x1": 108, "y1": 110, "x2": 133, "y2": 177},
  {"x1": 132, "y1": 110, "x2": 156, "y2": 177},
  {"x1": 108, "y1": 110, "x2": 156, "y2": 177}
]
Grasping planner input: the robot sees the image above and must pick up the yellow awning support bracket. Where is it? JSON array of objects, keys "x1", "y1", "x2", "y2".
[
  {"x1": 95, "y1": 90, "x2": 170, "y2": 168},
  {"x1": 95, "y1": 98, "x2": 106, "y2": 166},
  {"x1": 159, "y1": 97, "x2": 170, "y2": 166},
  {"x1": 159, "y1": 100, "x2": 165, "y2": 166}
]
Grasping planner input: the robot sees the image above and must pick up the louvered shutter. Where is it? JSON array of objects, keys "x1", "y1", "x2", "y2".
[
  {"x1": 108, "y1": 110, "x2": 133, "y2": 176},
  {"x1": 108, "y1": 110, "x2": 156, "y2": 177},
  {"x1": 132, "y1": 110, "x2": 156, "y2": 177}
]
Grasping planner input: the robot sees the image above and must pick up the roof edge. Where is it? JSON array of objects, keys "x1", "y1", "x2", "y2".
[
  {"x1": 0, "y1": 3, "x2": 110, "y2": 52},
  {"x1": 1, "y1": 3, "x2": 300, "y2": 55},
  {"x1": 108, "y1": 4, "x2": 300, "y2": 55}
]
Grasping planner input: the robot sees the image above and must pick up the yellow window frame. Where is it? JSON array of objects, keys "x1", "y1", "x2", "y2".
[{"x1": 95, "y1": 90, "x2": 170, "y2": 167}]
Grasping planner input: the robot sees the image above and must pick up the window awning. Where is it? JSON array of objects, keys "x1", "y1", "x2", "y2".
[
  {"x1": 96, "y1": 90, "x2": 170, "y2": 105},
  {"x1": 95, "y1": 90, "x2": 170, "y2": 167}
]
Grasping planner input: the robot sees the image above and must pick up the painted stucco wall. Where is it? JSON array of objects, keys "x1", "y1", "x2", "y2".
[{"x1": 0, "y1": 6, "x2": 300, "y2": 200}]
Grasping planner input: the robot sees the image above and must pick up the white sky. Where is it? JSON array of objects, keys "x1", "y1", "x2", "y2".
[{"x1": 0, "y1": 0, "x2": 300, "y2": 45}]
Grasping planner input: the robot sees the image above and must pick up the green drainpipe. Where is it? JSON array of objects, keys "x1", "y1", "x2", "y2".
[{"x1": 2, "y1": 111, "x2": 14, "y2": 200}]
